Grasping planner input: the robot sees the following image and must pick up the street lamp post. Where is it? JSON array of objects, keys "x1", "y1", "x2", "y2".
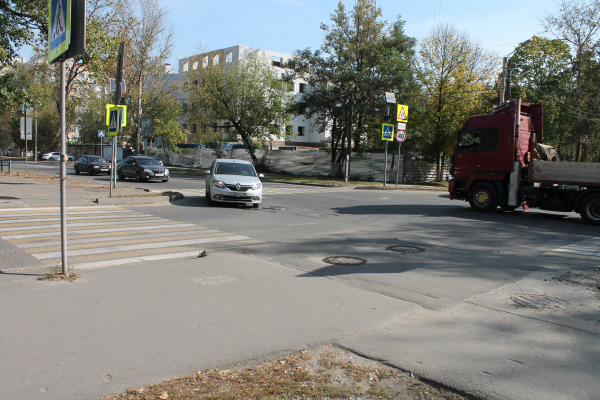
[{"x1": 499, "y1": 40, "x2": 531, "y2": 105}]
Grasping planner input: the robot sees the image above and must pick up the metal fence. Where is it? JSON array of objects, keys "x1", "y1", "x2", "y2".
[{"x1": 155, "y1": 148, "x2": 449, "y2": 183}]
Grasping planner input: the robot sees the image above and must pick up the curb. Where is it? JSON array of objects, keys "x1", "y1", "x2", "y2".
[{"x1": 95, "y1": 193, "x2": 184, "y2": 206}]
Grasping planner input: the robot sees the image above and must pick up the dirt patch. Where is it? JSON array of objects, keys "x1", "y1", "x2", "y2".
[
  {"x1": 37, "y1": 265, "x2": 80, "y2": 282},
  {"x1": 101, "y1": 346, "x2": 469, "y2": 400}
]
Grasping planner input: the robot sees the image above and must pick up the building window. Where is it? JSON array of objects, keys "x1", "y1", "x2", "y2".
[
  {"x1": 192, "y1": 61, "x2": 198, "y2": 70},
  {"x1": 299, "y1": 105, "x2": 306, "y2": 115},
  {"x1": 213, "y1": 54, "x2": 220, "y2": 65},
  {"x1": 297, "y1": 126, "x2": 305, "y2": 136},
  {"x1": 299, "y1": 83, "x2": 306, "y2": 93},
  {"x1": 182, "y1": 124, "x2": 188, "y2": 131},
  {"x1": 289, "y1": 82, "x2": 295, "y2": 92},
  {"x1": 226, "y1": 52, "x2": 233, "y2": 63},
  {"x1": 272, "y1": 56, "x2": 283, "y2": 67},
  {"x1": 182, "y1": 103, "x2": 188, "y2": 113},
  {"x1": 191, "y1": 124, "x2": 197, "y2": 133},
  {"x1": 183, "y1": 62, "x2": 189, "y2": 72},
  {"x1": 203, "y1": 56, "x2": 208, "y2": 68}
]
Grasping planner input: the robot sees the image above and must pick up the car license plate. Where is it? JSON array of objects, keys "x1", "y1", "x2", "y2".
[
  {"x1": 232, "y1": 192, "x2": 241, "y2": 197},
  {"x1": 155, "y1": 173, "x2": 163, "y2": 177},
  {"x1": 100, "y1": 169, "x2": 108, "y2": 171}
]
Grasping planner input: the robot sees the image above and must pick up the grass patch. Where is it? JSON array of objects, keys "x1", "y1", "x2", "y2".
[
  {"x1": 37, "y1": 265, "x2": 80, "y2": 282},
  {"x1": 101, "y1": 346, "x2": 471, "y2": 400}
]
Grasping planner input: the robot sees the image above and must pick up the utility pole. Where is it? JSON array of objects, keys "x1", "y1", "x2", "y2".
[
  {"x1": 499, "y1": 57, "x2": 507, "y2": 105},
  {"x1": 345, "y1": 92, "x2": 353, "y2": 183},
  {"x1": 111, "y1": 41, "x2": 125, "y2": 194}
]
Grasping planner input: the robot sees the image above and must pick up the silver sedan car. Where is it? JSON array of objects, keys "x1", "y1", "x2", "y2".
[{"x1": 205, "y1": 159, "x2": 263, "y2": 208}]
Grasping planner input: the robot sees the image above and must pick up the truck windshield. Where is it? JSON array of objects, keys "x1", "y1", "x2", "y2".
[{"x1": 458, "y1": 128, "x2": 499, "y2": 153}]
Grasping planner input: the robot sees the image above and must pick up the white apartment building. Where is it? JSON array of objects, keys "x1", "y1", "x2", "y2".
[{"x1": 177, "y1": 45, "x2": 329, "y2": 149}]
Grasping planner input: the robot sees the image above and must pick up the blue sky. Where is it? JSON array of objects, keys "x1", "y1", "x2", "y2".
[
  {"x1": 19, "y1": 0, "x2": 559, "y2": 68},
  {"x1": 164, "y1": 0, "x2": 558, "y2": 66}
]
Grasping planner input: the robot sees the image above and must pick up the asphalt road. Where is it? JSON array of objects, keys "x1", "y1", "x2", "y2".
[{"x1": 2, "y1": 160, "x2": 599, "y2": 400}]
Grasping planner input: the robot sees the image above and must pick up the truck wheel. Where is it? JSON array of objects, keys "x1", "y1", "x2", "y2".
[
  {"x1": 579, "y1": 194, "x2": 600, "y2": 225},
  {"x1": 468, "y1": 182, "x2": 498, "y2": 213}
]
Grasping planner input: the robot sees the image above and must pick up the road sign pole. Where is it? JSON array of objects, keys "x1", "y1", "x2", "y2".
[
  {"x1": 23, "y1": 104, "x2": 28, "y2": 172},
  {"x1": 384, "y1": 140, "x2": 388, "y2": 187},
  {"x1": 59, "y1": 58, "x2": 68, "y2": 274},
  {"x1": 396, "y1": 142, "x2": 401, "y2": 186}
]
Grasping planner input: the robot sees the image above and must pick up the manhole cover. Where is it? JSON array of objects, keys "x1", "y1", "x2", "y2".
[
  {"x1": 510, "y1": 294, "x2": 571, "y2": 310},
  {"x1": 322, "y1": 256, "x2": 367, "y2": 265},
  {"x1": 386, "y1": 245, "x2": 425, "y2": 254}
]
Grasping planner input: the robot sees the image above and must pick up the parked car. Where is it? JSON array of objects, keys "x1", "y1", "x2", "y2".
[
  {"x1": 205, "y1": 159, "x2": 263, "y2": 208},
  {"x1": 38, "y1": 150, "x2": 52, "y2": 160},
  {"x1": 117, "y1": 156, "x2": 170, "y2": 182},
  {"x1": 41, "y1": 152, "x2": 74, "y2": 161},
  {"x1": 151, "y1": 156, "x2": 164, "y2": 165},
  {"x1": 74, "y1": 155, "x2": 111, "y2": 175}
]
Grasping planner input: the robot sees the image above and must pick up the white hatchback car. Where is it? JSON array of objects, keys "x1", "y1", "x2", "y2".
[{"x1": 205, "y1": 159, "x2": 263, "y2": 208}]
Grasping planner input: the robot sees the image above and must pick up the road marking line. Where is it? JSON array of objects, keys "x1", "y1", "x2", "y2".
[
  {"x1": 0, "y1": 206, "x2": 122, "y2": 213},
  {"x1": 1, "y1": 223, "x2": 194, "y2": 240},
  {"x1": 15, "y1": 229, "x2": 222, "y2": 249},
  {"x1": 70, "y1": 251, "x2": 206, "y2": 270},
  {"x1": 0, "y1": 209, "x2": 131, "y2": 218},
  {"x1": 283, "y1": 223, "x2": 318, "y2": 227},
  {"x1": 0, "y1": 218, "x2": 166, "y2": 232},
  {"x1": 549, "y1": 248, "x2": 599, "y2": 257},
  {"x1": 32, "y1": 235, "x2": 251, "y2": 259},
  {"x1": 0, "y1": 214, "x2": 152, "y2": 224}
]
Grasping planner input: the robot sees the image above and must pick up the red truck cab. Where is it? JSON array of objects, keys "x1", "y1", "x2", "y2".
[{"x1": 449, "y1": 99, "x2": 600, "y2": 224}]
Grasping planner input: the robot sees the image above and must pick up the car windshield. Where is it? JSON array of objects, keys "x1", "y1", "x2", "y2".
[
  {"x1": 88, "y1": 156, "x2": 106, "y2": 162},
  {"x1": 215, "y1": 162, "x2": 256, "y2": 176},
  {"x1": 137, "y1": 158, "x2": 161, "y2": 166}
]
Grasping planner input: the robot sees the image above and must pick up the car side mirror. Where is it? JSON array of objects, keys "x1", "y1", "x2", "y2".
[
  {"x1": 259, "y1": 174, "x2": 264, "y2": 178},
  {"x1": 205, "y1": 170, "x2": 211, "y2": 175}
]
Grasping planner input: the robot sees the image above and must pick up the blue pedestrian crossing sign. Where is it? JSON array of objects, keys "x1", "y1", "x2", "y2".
[
  {"x1": 98, "y1": 130, "x2": 106, "y2": 138},
  {"x1": 108, "y1": 107, "x2": 120, "y2": 136},
  {"x1": 382, "y1": 123, "x2": 394, "y2": 141},
  {"x1": 48, "y1": 0, "x2": 71, "y2": 63}
]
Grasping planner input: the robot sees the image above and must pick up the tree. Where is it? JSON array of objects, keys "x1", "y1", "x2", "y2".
[
  {"x1": 0, "y1": 0, "x2": 47, "y2": 68},
  {"x1": 124, "y1": 0, "x2": 174, "y2": 154},
  {"x1": 413, "y1": 23, "x2": 498, "y2": 177},
  {"x1": 186, "y1": 53, "x2": 293, "y2": 165},
  {"x1": 508, "y1": 36, "x2": 573, "y2": 150},
  {"x1": 285, "y1": 0, "x2": 417, "y2": 175},
  {"x1": 143, "y1": 80, "x2": 186, "y2": 164},
  {"x1": 541, "y1": 0, "x2": 600, "y2": 161}
]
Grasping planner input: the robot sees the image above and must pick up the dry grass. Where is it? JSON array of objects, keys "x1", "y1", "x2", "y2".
[
  {"x1": 37, "y1": 265, "x2": 80, "y2": 282},
  {"x1": 102, "y1": 346, "x2": 470, "y2": 400}
]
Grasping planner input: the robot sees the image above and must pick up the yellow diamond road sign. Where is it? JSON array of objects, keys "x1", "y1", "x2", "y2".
[{"x1": 397, "y1": 104, "x2": 409, "y2": 122}]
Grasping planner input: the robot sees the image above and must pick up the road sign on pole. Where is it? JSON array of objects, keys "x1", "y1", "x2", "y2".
[
  {"x1": 382, "y1": 123, "x2": 394, "y2": 141},
  {"x1": 397, "y1": 104, "x2": 409, "y2": 122},
  {"x1": 105, "y1": 104, "x2": 127, "y2": 127},
  {"x1": 48, "y1": 0, "x2": 71, "y2": 63},
  {"x1": 396, "y1": 130, "x2": 406, "y2": 143},
  {"x1": 98, "y1": 130, "x2": 106, "y2": 138},
  {"x1": 108, "y1": 107, "x2": 119, "y2": 136}
]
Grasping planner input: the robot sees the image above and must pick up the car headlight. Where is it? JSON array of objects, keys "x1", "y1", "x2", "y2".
[
  {"x1": 251, "y1": 182, "x2": 262, "y2": 190},
  {"x1": 93, "y1": 165, "x2": 99, "y2": 168},
  {"x1": 164, "y1": 169, "x2": 169, "y2": 175},
  {"x1": 213, "y1": 181, "x2": 225, "y2": 188},
  {"x1": 144, "y1": 168, "x2": 153, "y2": 175}
]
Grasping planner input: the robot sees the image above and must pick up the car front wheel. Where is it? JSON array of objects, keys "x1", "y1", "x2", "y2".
[
  {"x1": 136, "y1": 171, "x2": 143, "y2": 182},
  {"x1": 117, "y1": 170, "x2": 124, "y2": 181},
  {"x1": 74, "y1": 166, "x2": 80, "y2": 175}
]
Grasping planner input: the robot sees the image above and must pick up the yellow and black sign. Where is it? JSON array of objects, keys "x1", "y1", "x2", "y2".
[
  {"x1": 105, "y1": 104, "x2": 127, "y2": 127},
  {"x1": 397, "y1": 104, "x2": 409, "y2": 122}
]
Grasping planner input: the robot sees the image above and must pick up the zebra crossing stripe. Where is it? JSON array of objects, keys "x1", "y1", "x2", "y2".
[
  {"x1": 0, "y1": 214, "x2": 154, "y2": 224},
  {"x1": 0, "y1": 218, "x2": 166, "y2": 232},
  {"x1": 16, "y1": 229, "x2": 222, "y2": 249},
  {"x1": 1, "y1": 223, "x2": 195, "y2": 240},
  {"x1": 32, "y1": 235, "x2": 251, "y2": 260}
]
